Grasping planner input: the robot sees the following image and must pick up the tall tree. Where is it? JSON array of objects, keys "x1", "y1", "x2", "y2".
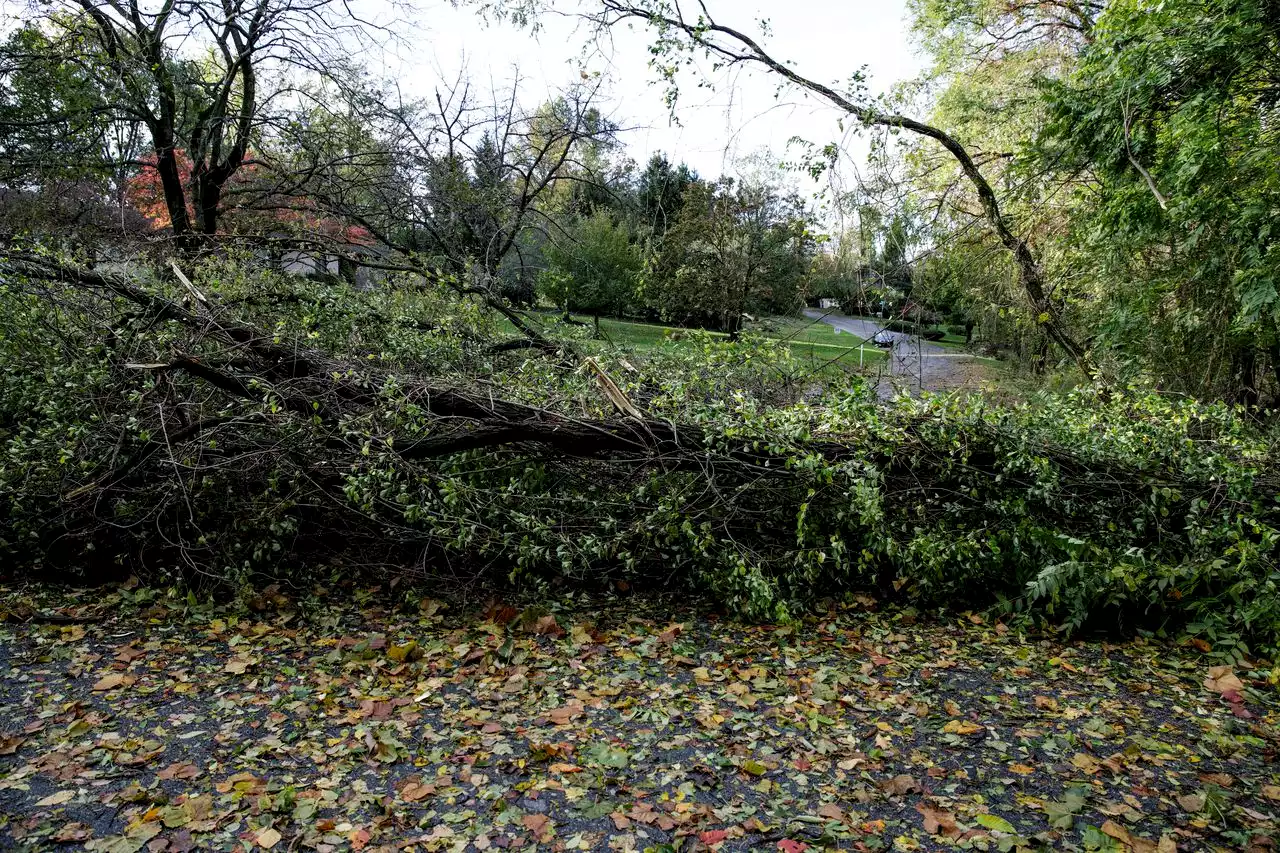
[
  {"x1": 0, "y1": 21, "x2": 148, "y2": 242},
  {"x1": 3, "y1": 0, "x2": 382, "y2": 249},
  {"x1": 1041, "y1": 0, "x2": 1280, "y2": 401},
  {"x1": 636, "y1": 153, "x2": 697, "y2": 236},
  {"x1": 646, "y1": 178, "x2": 813, "y2": 333},
  {"x1": 276, "y1": 75, "x2": 621, "y2": 345},
  {"x1": 540, "y1": 209, "x2": 643, "y2": 318}
]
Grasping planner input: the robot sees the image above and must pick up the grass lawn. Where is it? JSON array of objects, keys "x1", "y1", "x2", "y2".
[
  {"x1": 929, "y1": 335, "x2": 971, "y2": 350},
  {"x1": 492, "y1": 313, "x2": 887, "y2": 379},
  {"x1": 589, "y1": 315, "x2": 887, "y2": 373},
  {"x1": 747, "y1": 315, "x2": 863, "y2": 346}
]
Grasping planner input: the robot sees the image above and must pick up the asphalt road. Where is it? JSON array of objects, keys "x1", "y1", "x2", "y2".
[{"x1": 803, "y1": 309, "x2": 989, "y2": 394}]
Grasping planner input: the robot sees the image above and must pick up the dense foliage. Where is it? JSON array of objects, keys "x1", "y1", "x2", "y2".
[
  {"x1": 539, "y1": 211, "x2": 643, "y2": 317},
  {"x1": 898, "y1": 0, "x2": 1280, "y2": 397},
  {"x1": 3, "y1": 257, "x2": 1277, "y2": 654},
  {"x1": 643, "y1": 178, "x2": 813, "y2": 331},
  {"x1": 4, "y1": 0, "x2": 1280, "y2": 664},
  {"x1": 1042, "y1": 0, "x2": 1280, "y2": 402}
]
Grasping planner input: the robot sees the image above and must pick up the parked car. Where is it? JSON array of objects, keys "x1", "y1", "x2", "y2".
[{"x1": 872, "y1": 331, "x2": 896, "y2": 348}]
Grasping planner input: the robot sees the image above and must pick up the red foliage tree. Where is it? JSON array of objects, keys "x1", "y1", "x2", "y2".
[{"x1": 127, "y1": 151, "x2": 372, "y2": 247}]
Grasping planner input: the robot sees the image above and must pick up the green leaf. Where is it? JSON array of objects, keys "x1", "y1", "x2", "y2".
[
  {"x1": 976, "y1": 814, "x2": 1017, "y2": 834},
  {"x1": 585, "y1": 743, "x2": 630, "y2": 769}
]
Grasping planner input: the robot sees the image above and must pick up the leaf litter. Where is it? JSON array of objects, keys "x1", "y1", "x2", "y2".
[{"x1": 0, "y1": 585, "x2": 1277, "y2": 852}]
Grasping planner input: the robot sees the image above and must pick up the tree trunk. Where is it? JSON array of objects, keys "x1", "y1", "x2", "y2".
[
  {"x1": 191, "y1": 168, "x2": 221, "y2": 237},
  {"x1": 1234, "y1": 346, "x2": 1259, "y2": 407},
  {"x1": 339, "y1": 256, "x2": 358, "y2": 286},
  {"x1": 153, "y1": 143, "x2": 193, "y2": 247}
]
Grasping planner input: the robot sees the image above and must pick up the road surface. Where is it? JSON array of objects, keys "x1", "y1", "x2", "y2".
[{"x1": 803, "y1": 309, "x2": 992, "y2": 395}]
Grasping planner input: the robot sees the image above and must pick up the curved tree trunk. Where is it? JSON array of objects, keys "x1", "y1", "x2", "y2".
[{"x1": 591, "y1": 1, "x2": 1091, "y2": 375}]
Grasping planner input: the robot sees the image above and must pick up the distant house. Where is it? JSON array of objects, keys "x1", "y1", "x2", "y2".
[{"x1": 277, "y1": 240, "x2": 388, "y2": 290}]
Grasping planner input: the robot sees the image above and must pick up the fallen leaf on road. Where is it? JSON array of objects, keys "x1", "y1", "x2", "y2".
[
  {"x1": 547, "y1": 701, "x2": 583, "y2": 725},
  {"x1": 976, "y1": 814, "x2": 1016, "y2": 834},
  {"x1": 881, "y1": 774, "x2": 920, "y2": 795},
  {"x1": 942, "y1": 719, "x2": 983, "y2": 735},
  {"x1": 700, "y1": 829, "x2": 728, "y2": 845},
  {"x1": 157, "y1": 762, "x2": 200, "y2": 781},
  {"x1": 92, "y1": 672, "x2": 133, "y2": 691},
  {"x1": 1204, "y1": 665, "x2": 1244, "y2": 694},
  {"x1": 521, "y1": 814, "x2": 552, "y2": 842},
  {"x1": 916, "y1": 803, "x2": 959, "y2": 837},
  {"x1": 400, "y1": 781, "x2": 435, "y2": 802},
  {"x1": 1176, "y1": 793, "x2": 1204, "y2": 814},
  {"x1": 223, "y1": 656, "x2": 254, "y2": 674}
]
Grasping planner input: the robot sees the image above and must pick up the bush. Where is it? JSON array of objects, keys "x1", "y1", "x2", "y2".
[{"x1": 883, "y1": 319, "x2": 921, "y2": 335}]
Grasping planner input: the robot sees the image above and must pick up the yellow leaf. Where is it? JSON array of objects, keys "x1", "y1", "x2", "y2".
[
  {"x1": 1008, "y1": 763, "x2": 1035, "y2": 775},
  {"x1": 92, "y1": 673, "x2": 133, "y2": 691},
  {"x1": 36, "y1": 790, "x2": 74, "y2": 806},
  {"x1": 256, "y1": 827, "x2": 281, "y2": 848},
  {"x1": 942, "y1": 719, "x2": 982, "y2": 735},
  {"x1": 387, "y1": 641, "x2": 420, "y2": 662}
]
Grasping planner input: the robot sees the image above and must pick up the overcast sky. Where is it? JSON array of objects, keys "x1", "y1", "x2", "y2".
[
  {"x1": 0, "y1": 0, "x2": 923, "y2": 209},
  {"x1": 377, "y1": 0, "x2": 923, "y2": 185}
]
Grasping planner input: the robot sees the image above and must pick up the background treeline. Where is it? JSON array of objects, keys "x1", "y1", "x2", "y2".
[
  {"x1": 5, "y1": 0, "x2": 1280, "y2": 397},
  {"x1": 0, "y1": 6, "x2": 818, "y2": 336}
]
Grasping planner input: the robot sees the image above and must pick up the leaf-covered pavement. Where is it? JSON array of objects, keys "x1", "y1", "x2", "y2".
[{"x1": 1, "y1": 586, "x2": 1277, "y2": 852}]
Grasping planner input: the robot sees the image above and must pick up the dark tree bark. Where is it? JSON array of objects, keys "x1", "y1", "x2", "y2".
[{"x1": 51, "y1": 0, "x2": 365, "y2": 250}]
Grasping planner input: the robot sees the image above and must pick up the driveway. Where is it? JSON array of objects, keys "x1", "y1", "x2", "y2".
[{"x1": 803, "y1": 309, "x2": 992, "y2": 395}]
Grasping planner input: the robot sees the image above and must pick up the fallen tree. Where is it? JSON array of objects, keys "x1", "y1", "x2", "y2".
[{"x1": 2, "y1": 253, "x2": 1278, "y2": 651}]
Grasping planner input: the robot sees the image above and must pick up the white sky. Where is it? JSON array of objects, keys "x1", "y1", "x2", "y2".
[
  {"x1": 0, "y1": 0, "x2": 924, "y2": 217},
  {"x1": 375, "y1": 0, "x2": 923, "y2": 184}
]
